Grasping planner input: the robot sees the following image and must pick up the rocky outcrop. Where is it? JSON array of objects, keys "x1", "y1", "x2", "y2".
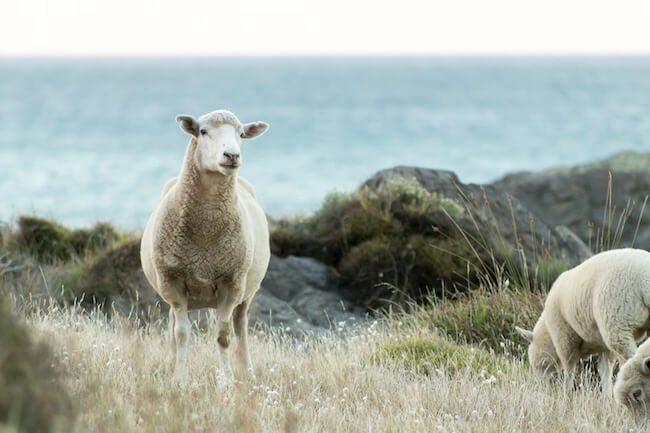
[{"x1": 493, "y1": 152, "x2": 650, "y2": 250}]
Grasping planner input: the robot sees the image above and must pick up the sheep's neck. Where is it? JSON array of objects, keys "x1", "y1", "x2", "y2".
[{"x1": 177, "y1": 144, "x2": 238, "y2": 224}]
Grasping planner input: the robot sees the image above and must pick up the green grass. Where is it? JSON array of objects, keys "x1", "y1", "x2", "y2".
[
  {"x1": 413, "y1": 287, "x2": 544, "y2": 358},
  {"x1": 369, "y1": 330, "x2": 525, "y2": 377}
]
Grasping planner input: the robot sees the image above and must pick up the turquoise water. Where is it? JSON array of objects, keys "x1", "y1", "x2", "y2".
[{"x1": 1, "y1": 57, "x2": 650, "y2": 228}]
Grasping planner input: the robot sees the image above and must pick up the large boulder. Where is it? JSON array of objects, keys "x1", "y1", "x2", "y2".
[
  {"x1": 251, "y1": 255, "x2": 364, "y2": 334},
  {"x1": 493, "y1": 152, "x2": 650, "y2": 250}
]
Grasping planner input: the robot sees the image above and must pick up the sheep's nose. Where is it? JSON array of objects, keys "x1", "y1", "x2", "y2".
[
  {"x1": 633, "y1": 389, "x2": 643, "y2": 401},
  {"x1": 223, "y1": 151, "x2": 240, "y2": 162}
]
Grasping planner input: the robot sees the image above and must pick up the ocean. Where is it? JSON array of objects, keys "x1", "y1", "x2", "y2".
[{"x1": 1, "y1": 57, "x2": 649, "y2": 229}]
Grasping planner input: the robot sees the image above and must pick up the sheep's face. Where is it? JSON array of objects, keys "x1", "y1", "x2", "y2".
[
  {"x1": 195, "y1": 123, "x2": 243, "y2": 175},
  {"x1": 176, "y1": 110, "x2": 269, "y2": 177},
  {"x1": 614, "y1": 343, "x2": 650, "y2": 414},
  {"x1": 516, "y1": 322, "x2": 560, "y2": 377}
]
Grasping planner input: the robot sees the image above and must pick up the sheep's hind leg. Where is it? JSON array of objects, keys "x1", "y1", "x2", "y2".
[{"x1": 233, "y1": 300, "x2": 254, "y2": 380}]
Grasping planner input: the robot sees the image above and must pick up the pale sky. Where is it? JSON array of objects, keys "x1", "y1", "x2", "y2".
[{"x1": 1, "y1": 0, "x2": 649, "y2": 56}]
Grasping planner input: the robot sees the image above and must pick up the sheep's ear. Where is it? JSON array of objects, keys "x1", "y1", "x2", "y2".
[
  {"x1": 241, "y1": 121, "x2": 269, "y2": 139},
  {"x1": 515, "y1": 326, "x2": 534, "y2": 343},
  {"x1": 176, "y1": 114, "x2": 199, "y2": 137}
]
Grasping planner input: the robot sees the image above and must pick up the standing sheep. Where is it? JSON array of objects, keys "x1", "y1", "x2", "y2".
[
  {"x1": 515, "y1": 248, "x2": 650, "y2": 393},
  {"x1": 140, "y1": 109, "x2": 270, "y2": 382}
]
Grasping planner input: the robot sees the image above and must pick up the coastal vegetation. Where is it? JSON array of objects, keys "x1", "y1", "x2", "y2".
[{"x1": 1, "y1": 162, "x2": 648, "y2": 432}]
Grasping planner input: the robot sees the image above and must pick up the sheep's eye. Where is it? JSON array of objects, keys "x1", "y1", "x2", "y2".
[{"x1": 200, "y1": 129, "x2": 207, "y2": 135}]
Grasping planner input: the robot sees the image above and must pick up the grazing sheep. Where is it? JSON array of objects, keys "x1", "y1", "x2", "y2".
[
  {"x1": 614, "y1": 338, "x2": 650, "y2": 413},
  {"x1": 515, "y1": 248, "x2": 650, "y2": 394},
  {"x1": 140, "y1": 109, "x2": 270, "y2": 382}
]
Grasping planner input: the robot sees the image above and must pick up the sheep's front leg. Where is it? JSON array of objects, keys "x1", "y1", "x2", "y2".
[
  {"x1": 172, "y1": 301, "x2": 190, "y2": 382},
  {"x1": 216, "y1": 318, "x2": 234, "y2": 383},
  {"x1": 215, "y1": 278, "x2": 247, "y2": 383},
  {"x1": 233, "y1": 300, "x2": 254, "y2": 379},
  {"x1": 598, "y1": 352, "x2": 612, "y2": 395},
  {"x1": 213, "y1": 302, "x2": 236, "y2": 384}
]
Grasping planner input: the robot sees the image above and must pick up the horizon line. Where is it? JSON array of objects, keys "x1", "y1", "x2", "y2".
[{"x1": 2, "y1": 52, "x2": 650, "y2": 59}]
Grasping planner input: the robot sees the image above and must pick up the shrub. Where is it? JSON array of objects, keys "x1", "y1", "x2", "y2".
[
  {"x1": 339, "y1": 235, "x2": 476, "y2": 305},
  {"x1": 270, "y1": 177, "x2": 477, "y2": 307},
  {"x1": 5, "y1": 216, "x2": 121, "y2": 263},
  {"x1": 0, "y1": 294, "x2": 73, "y2": 432}
]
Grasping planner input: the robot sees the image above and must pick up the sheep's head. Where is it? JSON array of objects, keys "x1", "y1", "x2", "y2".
[
  {"x1": 515, "y1": 320, "x2": 560, "y2": 377},
  {"x1": 614, "y1": 340, "x2": 650, "y2": 415},
  {"x1": 176, "y1": 110, "x2": 269, "y2": 176}
]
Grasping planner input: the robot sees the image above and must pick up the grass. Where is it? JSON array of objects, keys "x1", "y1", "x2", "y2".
[
  {"x1": 412, "y1": 286, "x2": 544, "y2": 359},
  {"x1": 368, "y1": 329, "x2": 524, "y2": 377},
  {"x1": 0, "y1": 300, "x2": 642, "y2": 433},
  {"x1": 586, "y1": 172, "x2": 649, "y2": 253}
]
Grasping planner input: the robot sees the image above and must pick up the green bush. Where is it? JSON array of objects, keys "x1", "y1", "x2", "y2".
[
  {"x1": 0, "y1": 294, "x2": 73, "y2": 432},
  {"x1": 339, "y1": 235, "x2": 476, "y2": 305},
  {"x1": 270, "y1": 177, "x2": 477, "y2": 307},
  {"x1": 6, "y1": 216, "x2": 121, "y2": 263}
]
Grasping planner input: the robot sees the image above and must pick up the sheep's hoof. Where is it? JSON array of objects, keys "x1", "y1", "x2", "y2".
[{"x1": 173, "y1": 368, "x2": 188, "y2": 385}]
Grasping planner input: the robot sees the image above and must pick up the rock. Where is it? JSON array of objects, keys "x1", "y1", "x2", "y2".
[
  {"x1": 252, "y1": 256, "x2": 365, "y2": 333},
  {"x1": 362, "y1": 166, "x2": 593, "y2": 269},
  {"x1": 75, "y1": 241, "x2": 364, "y2": 334},
  {"x1": 523, "y1": 150, "x2": 650, "y2": 176},
  {"x1": 494, "y1": 167, "x2": 650, "y2": 250}
]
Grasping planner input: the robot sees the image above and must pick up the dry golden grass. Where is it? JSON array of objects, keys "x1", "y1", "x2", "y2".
[{"x1": 9, "y1": 303, "x2": 644, "y2": 433}]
